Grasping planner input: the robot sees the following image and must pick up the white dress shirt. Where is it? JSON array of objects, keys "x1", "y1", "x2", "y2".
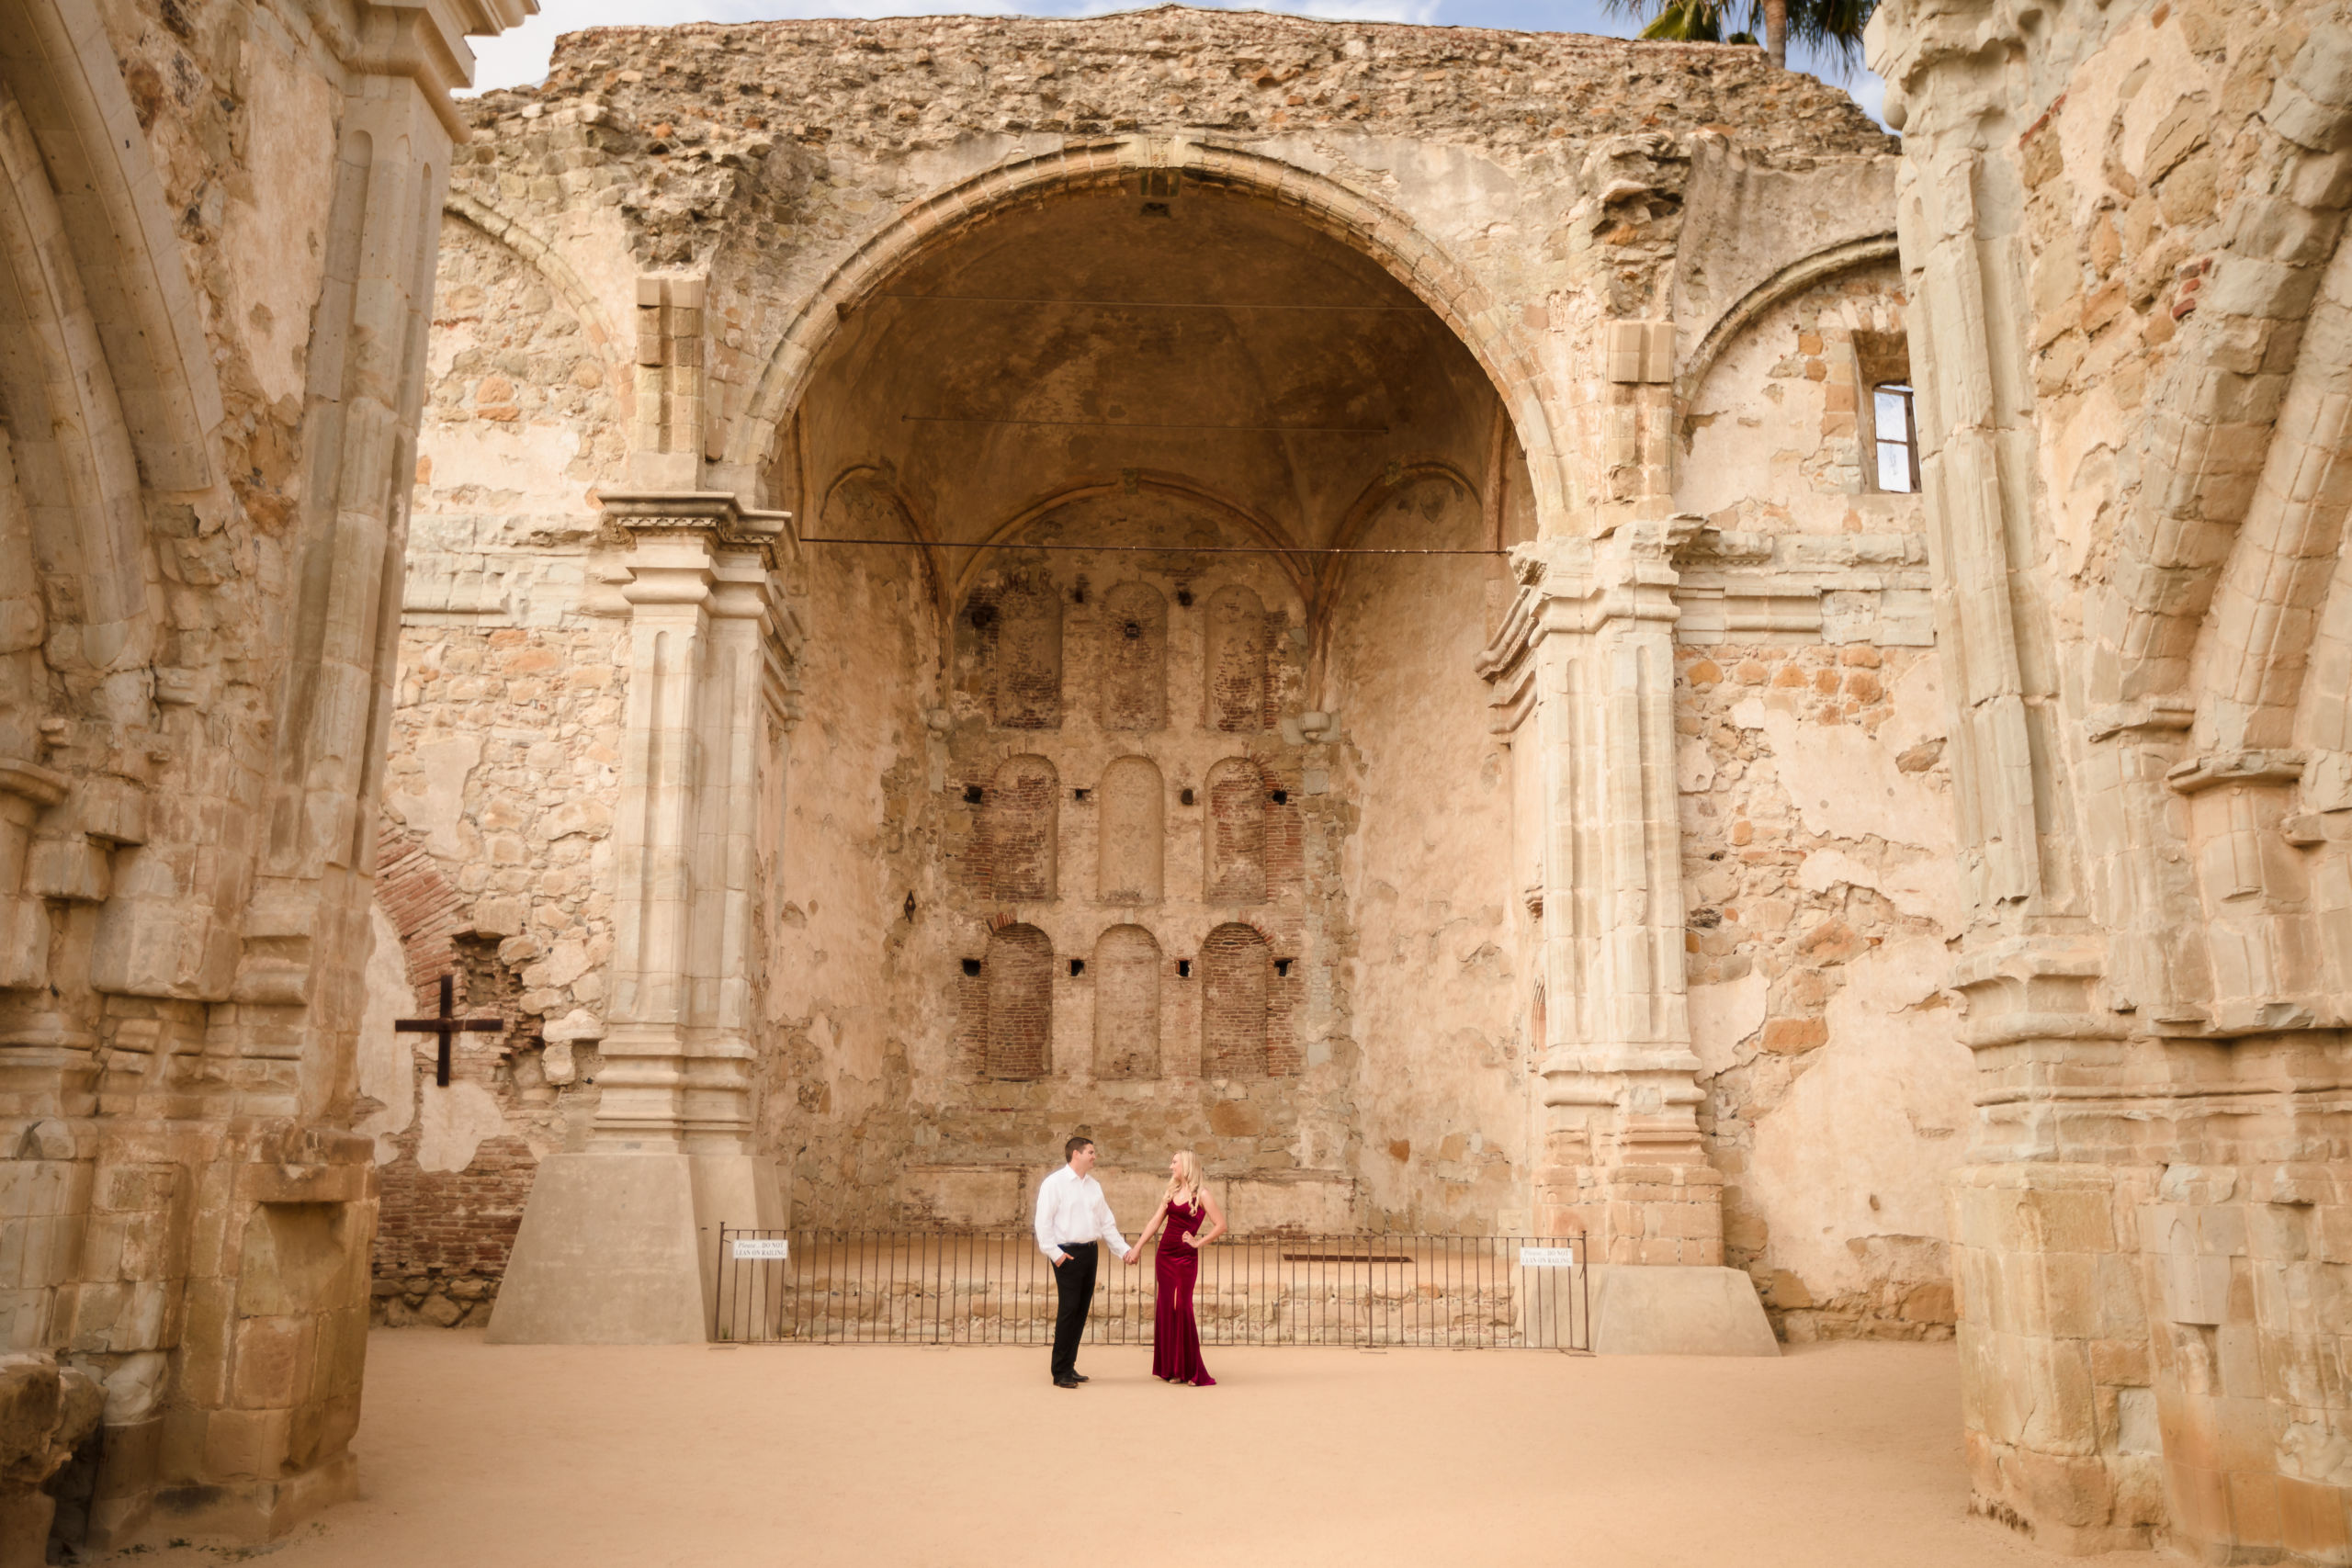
[{"x1": 1034, "y1": 1164, "x2": 1129, "y2": 1261}]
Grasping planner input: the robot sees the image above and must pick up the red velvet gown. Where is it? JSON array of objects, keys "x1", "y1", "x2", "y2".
[{"x1": 1152, "y1": 1200, "x2": 1217, "y2": 1385}]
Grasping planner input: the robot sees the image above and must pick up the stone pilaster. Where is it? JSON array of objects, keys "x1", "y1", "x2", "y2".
[
  {"x1": 487, "y1": 491, "x2": 799, "y2": 1344},
  {"x1": 1484, "y1": 519, "x2": 1720, "y2": 1266}
]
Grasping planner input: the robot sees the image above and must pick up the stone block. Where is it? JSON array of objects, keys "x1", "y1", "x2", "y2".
[
  {"x1": 201, "y1": 1405, "x2": 291, "y2": 1482},
  {"x1": 231, "y1": 1315, "x2": 312, "y2": 1410},
  {"x1": 1581, "y1": 1265, "x2": 1779, "y2": 1356},
  {"x1": 2280, "y1": 1475, "x2": 2352, "y2": 1562}
]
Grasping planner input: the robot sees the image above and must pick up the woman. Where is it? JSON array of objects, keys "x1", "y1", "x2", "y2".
[{"x1": 1129, "y1": 1150, "x2": 1225, "y2": 1385}]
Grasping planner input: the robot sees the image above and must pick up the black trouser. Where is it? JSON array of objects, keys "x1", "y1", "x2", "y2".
[{"x1": 1051, "y1": 1241, "x2": 1098, "y2": 1379}]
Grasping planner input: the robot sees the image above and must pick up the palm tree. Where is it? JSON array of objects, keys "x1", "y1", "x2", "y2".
[{"x1": 1610, "y1": 0, "x2": 1872, "y2": 73}]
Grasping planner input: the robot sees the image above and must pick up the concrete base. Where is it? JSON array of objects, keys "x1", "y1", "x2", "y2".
[
  {"x1": 1583, "y1": 1265, "x2": 1781, "y2": 1356},
  {"x1": 486, "y1": 1152, "x2": 783, "y2": 1344}
]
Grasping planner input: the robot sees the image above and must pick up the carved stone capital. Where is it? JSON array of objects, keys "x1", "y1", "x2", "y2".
[{"x1": 596, "y1": 490, "x2": 795, "y2": 566}]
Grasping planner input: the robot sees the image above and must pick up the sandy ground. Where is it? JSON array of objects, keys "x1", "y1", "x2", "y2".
[{"x1": 100, "y1": 1331, "x2": 2155, "y2": 1568}]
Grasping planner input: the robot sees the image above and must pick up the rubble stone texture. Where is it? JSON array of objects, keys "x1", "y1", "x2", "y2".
[
  {"x1": 0, "y1": 0, "x2": 530, "y2": 1552},
  {"x1": 1867, "y1": 0, "x2": 2352, "y2": 1556}
]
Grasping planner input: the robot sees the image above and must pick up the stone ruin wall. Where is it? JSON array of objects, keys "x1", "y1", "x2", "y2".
[
  {"x1": 1865, "y1": 0, "x2": 2352, "y2": 1554},
  {"x1": 1671, "y1": 261, "x2": 1962, "y2": 1339},
  {"x1": 368, "y1": 9, "x2": 1971, "y2": 1339},
  {"x1": 0, "y1": 0, "x2": 529, "y2": 1550},
  {"x1": 367, "y1": 212, "x2": 628, "y2": 1325}
]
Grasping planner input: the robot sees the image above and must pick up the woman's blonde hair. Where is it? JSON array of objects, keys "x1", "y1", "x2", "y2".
[{"x1": 1165, "y1": 1150, "x2": 1204, "y2": 1208}]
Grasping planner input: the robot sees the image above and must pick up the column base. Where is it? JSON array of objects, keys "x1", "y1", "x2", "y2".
[
  {"x1": 140, "y1": 1450, "x2": 357, "y2": 1546},
  {"x1": 486, "y1": 1151, "x2": 782, "y2": 1344},
  {"x1": 1583, "y1": 1264, "x2": 1780, "y2": 1356}
]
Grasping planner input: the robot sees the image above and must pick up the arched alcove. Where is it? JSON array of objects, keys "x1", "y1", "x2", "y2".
[
  {"x1": 985, "y1": 754, "x2": 1058, "y2": 901},
  {"x1": 985, "y1": 922, "x2": 1055, "y2": 1078},
  {"x1": 983, "y1": 570, "x2": 1063, "y2": 729},
  {"x1": 1100, "y1": 581, "x2": 1168, "y2": 731},
  {"x1": 1092, "y1": 924, "x2": 1161, "y2": 1079},
  {"x1": 1204, "y1": 584, "x2": 1269, "y2": 734},
  {"x1": 1201, "y1": 922, "x2": 1270, "y2": 1077},
  {"x1": 1204, "y1": 758, "x2": 1267, "y2": 905},
  {"x1": 1096, "y1": 754, "x2": 1163, "y2": 904}
]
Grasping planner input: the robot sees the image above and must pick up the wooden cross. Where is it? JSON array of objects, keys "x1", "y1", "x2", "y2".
[{"x1": 396, "y1": 974, "x2": 504, "y2": 1088}]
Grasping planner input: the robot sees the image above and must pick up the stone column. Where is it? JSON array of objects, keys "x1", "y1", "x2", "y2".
[
  {"x1": 1481, "y1": 519, "x2": 1776, "y2": 1355},
  {"x1": 1519, "y1": 519, "x2": 1719, "y2": 1262},
  {"x1": 1868, "y1": 2, "x2": 2159, "y2": 1550},
  {"x1": 489, "y1": 492, "x2": 797, "y2": 1344}
]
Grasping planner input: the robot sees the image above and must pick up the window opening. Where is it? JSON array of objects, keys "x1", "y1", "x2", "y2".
[{"x1": 1873, "y1": 383, "x2": 1919, "y2": 493}]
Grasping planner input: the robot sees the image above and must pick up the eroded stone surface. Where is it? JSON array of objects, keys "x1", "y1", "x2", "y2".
[{"x1": 0, "y1": 0, "x2": 530, "y2": 1551}]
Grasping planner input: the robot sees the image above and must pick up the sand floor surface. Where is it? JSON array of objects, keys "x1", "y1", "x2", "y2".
[{"x1": 97, "y1": 1330, "x2": 2154, "y2": 1568}]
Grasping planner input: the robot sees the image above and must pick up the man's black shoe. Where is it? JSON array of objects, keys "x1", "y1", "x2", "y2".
[
  {"x1": 1071, "y1": 1373, "x2": 1091, "y2": 1382},
  {"x1": 1053, "y1": 1375, "x2": 1082, "y2": 1388}
]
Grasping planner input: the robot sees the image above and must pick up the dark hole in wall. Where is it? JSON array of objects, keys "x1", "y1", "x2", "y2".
[
  {"x1": 1274, "y1": 958, "x2": 1293, "y2": 978},
  {"x1": 1073, "y1": 788, "x2": 1090, "y2": 802},
  {"x1": 1069, "y1": 959, "x2": 1085, "y2": 977},
  {"x1": 1175, "y1": 587, "x2": 1193, "y2": 608},
  {"x1": 1140, "y1": 201, "x2": 1171, "y2": 218},
  {"x1": 962, "y1": 958, "x2": 982, "y2": 976},
  {"x1": 968, "y1": 601, "x2": 998, "y2": 633},
  {"x1": 1270, "y1": 789, "x2": 1288, "y2": 805},
  {"x1": 1180, "y1": 788, "x2": 1195, "y2": 806},
  {"x1": 963, "y1": 784, "x2": 985, "y2": 804},
  {"x1": 1176, "y1": 960, "x2": 1192, "y2": 978},
  {"x1": 1122, "y1": 620, "x2": 1142, "y2": 639}
]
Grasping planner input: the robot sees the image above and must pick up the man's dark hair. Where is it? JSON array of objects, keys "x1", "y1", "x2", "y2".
[{"x1": 1064, "y1": 1135, "x2": 1095, "y2": 1163}]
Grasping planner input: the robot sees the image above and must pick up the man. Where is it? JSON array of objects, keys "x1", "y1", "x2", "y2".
[{"x1": 1035, "y1": 1134, "x2": 1135, "y2": 1388}]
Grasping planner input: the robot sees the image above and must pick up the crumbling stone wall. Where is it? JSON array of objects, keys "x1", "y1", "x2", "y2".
[
  {"x1": 0, "y1": 0, "x2": 528, "y2": 1549},
  {"x1": 1867, "y1": 0, "x2": 2352, "y2": 1553}
]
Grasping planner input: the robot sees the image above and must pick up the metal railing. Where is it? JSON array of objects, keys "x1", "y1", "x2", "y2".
[{"x1": 709, "y1": 1228, "x2": 1589, "y2": 1351}]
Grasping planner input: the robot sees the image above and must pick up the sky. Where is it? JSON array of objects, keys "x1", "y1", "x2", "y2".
[{"x1": 464, "y1": 0, "x2": 1888, "y2": 126}]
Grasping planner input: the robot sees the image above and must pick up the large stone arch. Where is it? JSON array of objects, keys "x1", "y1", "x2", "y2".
[
  {"x1": 2086, "y1": 85, "x2": 2352, "y2": 716},
  {"x1": 723, "y1": 139, "x2": 1566, "y2": 526},
  {"x1": 0, "y1": 0, "x2": 220, "y2": 490},
  {"x1": 2188, "y1": 232, "x2": 2352, "y2": 754}
]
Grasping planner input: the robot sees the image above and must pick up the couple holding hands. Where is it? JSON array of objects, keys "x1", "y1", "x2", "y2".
[{"x1": 1034, "y1": 1134, "x2": 1224, "y2": 1389}]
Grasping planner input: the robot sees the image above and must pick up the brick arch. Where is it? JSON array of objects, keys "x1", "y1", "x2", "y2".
[
  {"x1": 984, "y1": 921, "x2": 1056, "y2": 1079},
  {"x1": 372, "y1": 823, "x2": 469, "y2": 1010},
  {"x1": 726, "y1": 140, "x2": 1566, "y2": 525}
]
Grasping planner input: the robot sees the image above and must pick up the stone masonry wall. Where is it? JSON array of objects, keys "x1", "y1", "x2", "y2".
[
  {"x1": 364, "y1": 210, "x2": 626, "y2": 1315},
  {"x1": 1670, "y1": 259, "x2": 1958, "y2": 1338}
]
